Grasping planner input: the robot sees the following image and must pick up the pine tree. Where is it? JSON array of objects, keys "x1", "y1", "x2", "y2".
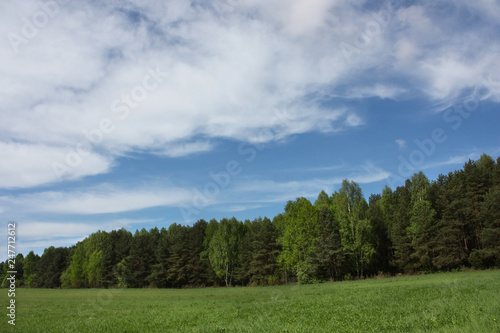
[
  {"x1": 386, "y1": 180, "x2": 414, "y2": 272},
  {"x1": 368, "y1": 194, "x2": 392, "y2": 274},
  {"x1": 244, "y1": 217, "x2": 280, "y2": 285},
  {"x1": 314, "y1": 206, "x2": 344, "y2": 281},
  {"x1": 469, "y1": 185, "x2": 500, "y2": 267},
  {"x1": 407, "y1": 172, "x2": 438, "y2": 271},
  {"x1": 22, "y1": 251, "x2": 40, "y2": 287}
]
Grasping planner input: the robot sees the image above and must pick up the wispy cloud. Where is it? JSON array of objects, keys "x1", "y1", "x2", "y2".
[
  {"x1": 156, "y1": 141, "x2": 216, "y2": 158},
  {"x1": 224, "y1": 204, "x2": 264, "y2": 213},
  {"x1": 396, "y1": 139, "x2": 407, "y2": 150},
  {"x1": 297, "y1": 163, "x2": 346, "y2": 173},
  {"x1": 0, "y1": 217, "x2": 165, "y2": 257},
  {"x1": 0, "y1": 184, "x2": 192, "y2": 215},
  {"x1": 345, "y1": 113, "x2": 364, "y2": 127},
  {"x1": 0, "y1": 142, "x2": 113, "y2": 188},
  {"x1": 422, "y1": 153, "x2": 479, "y2": 170},
  {"x1": 345, "y1": 85, "x2": 408, "y2": 100},
  {"x1": 351, "y1": 164, "x2": 391, "y2": 184},
  {"x1": 229, "y1": 163, "x2": 390, "y2": 203},
  {"x1": 13, "y1": 218, "x2": 162, "y2": 240}
]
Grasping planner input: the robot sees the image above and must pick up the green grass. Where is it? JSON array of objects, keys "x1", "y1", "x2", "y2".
[{"x1": 1, "y1": 270, "x2": 499, "y2": 332}]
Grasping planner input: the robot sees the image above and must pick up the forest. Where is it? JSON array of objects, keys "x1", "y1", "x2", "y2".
[{"x1": 1, "y1": 154, "x2": 499, "y2": 288}]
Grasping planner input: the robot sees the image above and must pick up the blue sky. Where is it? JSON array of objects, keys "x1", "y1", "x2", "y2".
[{"x1": 1, "y1": 0, "x2": 499, "y2": 256}]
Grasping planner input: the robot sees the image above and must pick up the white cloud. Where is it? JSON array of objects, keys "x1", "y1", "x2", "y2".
[
  {"x1": 344, "y1": 85, "x2": 408, "y2": 100},
  {"x1": 14, "y1": 218, "x2": 160, "y2": 240},
  {"x1": 18, "y1": 222, "x2": 102, "y2": 240},
  {"x1": 396, "y1": 139, "x2": 406, "y2": 150},
  {"x1": 0, "y1": 0, "x2": 359, "y2": 188},
  {"x1": 422, "y1": 153, "x2": 479, "y2": 170},
  {"x1": 0, "y1": 217, "x2": 166, "y2": 256},
  {"x1": 157, "y1": 141, "x2": 215, "y2": 158},
  {"x1": 0, "y1": 184, "x2": 193, "y2": 215},
  {"x1": 251, "y1": 0, "x2": 337, "y2": 37},
  {"x1": 351, "y1": 165, "x2": 391, "y2": 184},
  {"x1": 299, "y1": 163, "x2": 346, "y2": 172},
  {"x1": 390, "y1": 2, "x2": 500, "y2": 104},
  {"x1": 225, "y1": 204, "x2": 264, "y2": 213},
  {"x1": 0, "y1": 0, "x2": 499, "y2": 189},
  {"x1": 421, "y1": 57, "x2": 481, "y2": 100},
  {"x1": 229, "y1": 163, "x2": 390, "y2": 203},
  {"x1": 395, "y1": 38, "x2": 421, "y2": 65},
  {"x1": 345, "y1": 113, "x2": 364, "y2": 127},
  {"x1": 8, "y1": 238, "x2": 86, "y2": 256},
  {"x1": 0, "y1": 141, "x2": 113, "y2": 188}
]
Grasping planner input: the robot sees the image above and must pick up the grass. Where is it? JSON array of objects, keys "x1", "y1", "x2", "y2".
[{"x1": 1, "y1": 270, "x2": 499, "y2": 332}]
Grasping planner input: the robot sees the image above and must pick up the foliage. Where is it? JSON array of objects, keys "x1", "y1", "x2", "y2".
[
  {"x1": 208, "y1": 217, "x2": 245, "y2": 286},
  {"x1": 1, "y1": 154, "x2": 499, "y2": 289}
]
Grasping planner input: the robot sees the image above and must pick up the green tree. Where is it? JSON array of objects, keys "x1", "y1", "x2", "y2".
[
  {"x1": 470, "y1": 187, "x2": 500, "y2": 267},
  {"x1": 278, "y1": 197, "x2": 319, "y2": 283},
  {"x1": 23, "y1": 251, "x2": 40, "y2": 287},
  {"x1": 314, "y1": 190, "x2": 331, "y2": 208},
  {"x1": 0, "y1": 261, "x2": 6, "y2": 288},
  {"x1": 408, "y1": 199, "x2": 437, "y2": 271},
  {"x1": 14, "y1": 253, "x2": 24, "y2": 286},
  {"x1": 385, "y1": 181, "x2": 414, "y2": 272},
  {"x1": 433, "y1": 171, "x2": 469, "y2": 269},
  {"x1": 100, "y1": 228, "x2": 132, "y2": 288},
  {"x1": 368, "y1": 194, "x2": 392, "y2": 274},
  {"x1": 147, "y1": 227, "x2": 170, "y2": 288},
  {"x1": 209, "y1": 218, "x2": 244, "y2": 286},
  {"x1": 34, "y1": 246, "x2": 71, "y2": 288},
  {"x1": 165, "y1": 224, "x2": 191, "y2": 288},
  {"x1": 201, "y1": 219, "x2": 222, "y2": 286},
  {"x1": 186, "y1": 220, "x2": 212, "y2": 286},
  {"x1": 332, "y1": 180, "x2": 375, "y2": 278},
  {"x1": 238, "y1": 217, "x2": 280, "y2": 285},
  {"x1": 407, "y1": 172, "x2": 438, "y2": 271},
  {"x1": 66, "y1": 246, "x2": 85, "y2": 288},
  {"x1": 314, "y1": 206, "x2": 344, "y2": 281},
  {"x1": 115, "y1": 258, "x2": 134, "y2": 288},
  {"x1": 125, "y1": 228, "x2": 160, "y2": 287},
  {"x1": 87, "y1": 249, "x2": 104, "y2": 288},
  {"x1": 463, "y1": 155, "x2": 495, "y2": 250}
]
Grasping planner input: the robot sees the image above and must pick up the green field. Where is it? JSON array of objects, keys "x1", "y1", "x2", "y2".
[{"x1": 1, "y1": 270, "x2": 499, "y2": 332}]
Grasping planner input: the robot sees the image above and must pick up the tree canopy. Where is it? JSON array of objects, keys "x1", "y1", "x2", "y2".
[{"x1": 1, "y1": 154, "x2": 499, "y2": 288}]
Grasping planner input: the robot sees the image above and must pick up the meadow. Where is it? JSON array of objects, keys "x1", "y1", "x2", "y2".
[{"x1": 1, "y1": 270, "x2": 499, "y2": 333}]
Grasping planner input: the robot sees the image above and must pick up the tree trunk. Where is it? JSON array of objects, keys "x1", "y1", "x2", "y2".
[{"x1": 225, "y1": 263, "x2": 229, "y2": 287}]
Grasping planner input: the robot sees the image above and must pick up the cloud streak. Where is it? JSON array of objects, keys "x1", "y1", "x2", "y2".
[
  {"x1": 0, "y1": 141, "x2": 113, "y2": 188},
  {"x1": 0, "y1": 184, "x2": 193, "y2": 215},
  {"x1": 0, "y1": 217, "x2": 164, "y2": 257},
  {"x1": 228, "y1": 163, "x2": 390, "y2": 204}
]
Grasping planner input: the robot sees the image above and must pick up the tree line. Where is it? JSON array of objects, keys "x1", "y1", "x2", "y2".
[{"x1": 1, "y1": 154, "x2": 499, "y2": 288}]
